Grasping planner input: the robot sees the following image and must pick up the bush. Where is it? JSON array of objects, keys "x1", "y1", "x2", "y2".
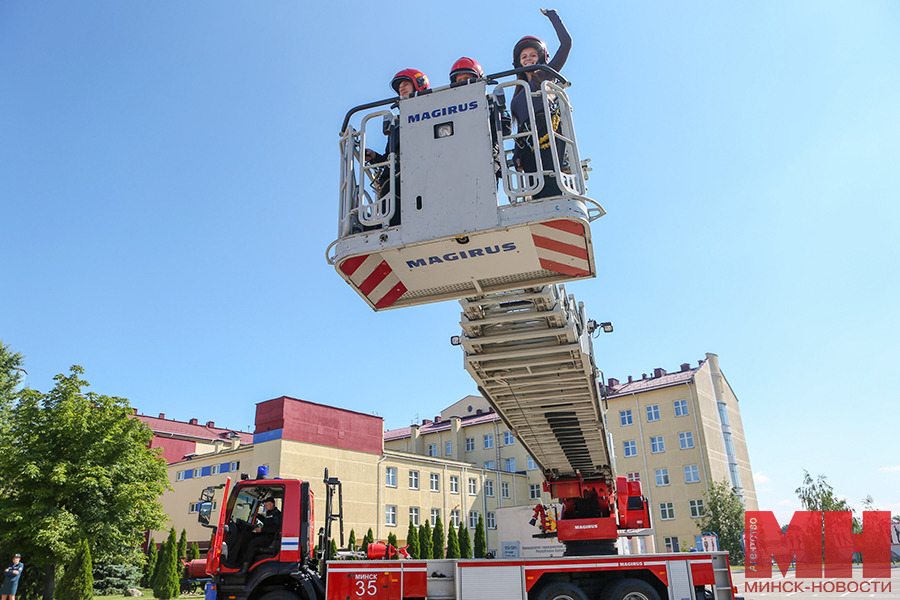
[
  {"x1": 152, "y1": 528, "x2": 180, "y2": 600},
  {"x1": 93, "y1": 563, "x2": 141, "y2": 595},
  {"x1": 141, "y1": 539, "x2": 157, "y2": 588}
]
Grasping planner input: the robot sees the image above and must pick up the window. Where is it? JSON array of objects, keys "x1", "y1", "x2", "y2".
[
  {"x1": 659, "y1": 502, "x2": 675, "y2": 520},
  {"x1": 684, "y1": 464, "x2": 700, "y2": 483},
  {"x1": 717, "y1": 402, "x2": 730, "y2": 426},
  {"x1": 430, "y1": 508, "x2": 440, "y2": 525},
  {"x1": 230, "y1": 461, "x2": 240, "y2": 471},
  {"x1": 674, "y1": 399, "x2": 688, "y2": 417},
  {"x1": 193, "y1": 468, "x2": 202, "y2": 478},
  {"x1": 623, "y1": 440, "x2": 637, "y2": 457},
  {"x1": 527, "y1": 456, "x2": 538, "y2": 470},
  {"x1": 504, "y1": 458, "x2": 516, "y2": 472},
  {"x1": 409, "y1": 507, "x2": 420, "y2": 526},
  {"x1": 466, "y1": 437, "x2": 475, "y2": 452},
  {"x1": 484, "y1": 461, "x2": 495, "y2": 470},
  {"x1": 427, "y1": 444, "x2": 437, "y2": 457},
  {"x1": 501, "y1": 482, "x2": 510, "y2": 498},
  {"x1": 650, "y1": 436, "x2": 665, "y2": 453},
  {"x1": 484, "y1": 434, "x2": 494, "y2": 449},
  {"x1": 664, "y1": 536, "x2": 679, "y2": 552},
  {"x1": 189, "y1": 501, "x2": 215, "y2": 513},
  {"x1": 430, "y1": 473, "x2": 440, "y2": 492},
  {"x1": 503, "y1": 431, "x2": 514, "y2": 445},
  {"x1": 450, "y1": 509, "x2": 460, "y2": 527},
  {"x1": 679, "y1": 431, "x2": 694, "y2": 449},
  {"x1": 445, "y1": 441, "x2": 452, "y2": 456},
  {"x1": 723, "y1": 432, "x2": 735, "y2": 456},
  {"x1": 449, "y1": 475, "x2": 459, "y2": 493},
  {"x1": 529, "y1": 484, "x2": 541, "y2": 500},
  {"x1": 385, "y1": 505, "x2": 397, "y2": 526},
  {"x1": 729, "y1": 463, "x2": 742, "y2": 489},
  {"x1": 485, "y1": 480, "x2": 494, "y2": 497},
  {"x1": 620, "y1": 410, "x2": 633, "y2": 426},
  {"x1": 626, "y1": 471, "x2": 641, "y2": 482},
  {"x1": 211, "y1": 464, "x2": 221, "y2": 475},
  {"x1": 646, "y1": 404, "x2": 660, "y2": 422},
  {"x1": 468, "y1": 478, "x2": 477, "y2": 495},
  {"x1": 487, "y1": 512, "x2": 496, "y2": 529},
  {"x1": 176, "y1": 470, "x2": 186, "y2": 482},
  {"x1": 689, "y1": 499, "x2": 705, "y2": 518},
  {"x1": 409, "y1": 470, "x2": 419, "y2": 489},
  {"x1": 385, "y1": 467, "x2": 397, "y2": 487},
  {"x1": 655, "y1": 468, "x2": 669, "y2": 486},
  {"x1": 468, "y1": 511, "x2": 479, "y2": 528}
]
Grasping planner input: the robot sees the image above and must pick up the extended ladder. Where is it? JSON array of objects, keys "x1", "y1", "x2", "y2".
[{"x1": 457, "y1": 285, "x2": 612, "y2": 481}]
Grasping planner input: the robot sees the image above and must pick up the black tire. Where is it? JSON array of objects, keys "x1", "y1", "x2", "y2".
[
  {"x1": 258, "y1": 591, "x2": 301, "y2": 600},
  {"x1": 536, "y1": 582, "x2": 590, "y2": 600},
  {"x1": 602, "y1": 578, "x2": 660, "y2": 600}
]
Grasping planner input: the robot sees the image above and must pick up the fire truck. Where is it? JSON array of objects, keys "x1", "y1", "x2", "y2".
[{"x1": 196, "y1": 66, "x2": 740, "y2": 600}]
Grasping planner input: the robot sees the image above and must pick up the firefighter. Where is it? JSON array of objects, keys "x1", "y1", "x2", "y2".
[
  {"x1": 363, "y1": 69, "x2": 430, "y2": 228},
  {"x1": 510, "y1": 8, "x2": 571, "y2": 198},
  {"x1": 237, "y1": 497, "x2": 282, "y2": 574},
  {"x1": 449, "y1": 58, "x2": 510, "y2": 179},
  {"x1": 449, "y1": 57, "x2": 484, "y2": 84}
]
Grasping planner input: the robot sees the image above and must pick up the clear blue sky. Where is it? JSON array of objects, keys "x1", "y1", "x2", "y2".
[{"x1": 2, "y1": 1, "x2": 898, "y2": 523}]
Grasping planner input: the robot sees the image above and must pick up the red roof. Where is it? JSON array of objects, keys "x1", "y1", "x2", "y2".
[
  {"x1": 607, "y1": 360, "x2": 704, "y2": 398},
  {"x1": 384, "y1": 410, "x2": 501, "y2": 441}
]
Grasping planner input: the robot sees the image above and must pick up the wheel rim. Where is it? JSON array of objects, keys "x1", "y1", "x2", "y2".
[{"x1": 621, "y1": 593, "x2": 651, "y2": 600}]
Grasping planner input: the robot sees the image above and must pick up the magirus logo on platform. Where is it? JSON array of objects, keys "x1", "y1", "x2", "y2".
[{"x1": 743, "y1": 511, "x2": 894, "y2": 595}]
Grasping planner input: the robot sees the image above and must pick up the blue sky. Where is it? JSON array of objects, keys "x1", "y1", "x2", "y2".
[{"x1": 2, "y1": 1, "x2": 898, "y2": 523}]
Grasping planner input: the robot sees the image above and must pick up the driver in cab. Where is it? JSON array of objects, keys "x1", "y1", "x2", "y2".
[{"x1": 237, "y1": 497, "x2": 282, "y2": 574}]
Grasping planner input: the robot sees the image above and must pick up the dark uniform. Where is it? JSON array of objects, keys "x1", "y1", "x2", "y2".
[
  {"x1": 238, "y1": 502, "x2": 282, "y2": 571},
  {"x1": 2, "y1": 558, "x2": 23, "y2": 596}
]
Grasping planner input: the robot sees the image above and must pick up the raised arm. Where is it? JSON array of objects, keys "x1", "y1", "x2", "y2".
[{"x1": 542, "y1": 9, "x2": 571, "y2": 73}]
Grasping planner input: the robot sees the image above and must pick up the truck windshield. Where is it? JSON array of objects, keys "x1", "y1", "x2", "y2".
[{"x1": 231, "y1": 490, "x2": 260, "y2": 523}]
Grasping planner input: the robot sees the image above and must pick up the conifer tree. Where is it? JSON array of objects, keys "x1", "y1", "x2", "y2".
[
  {"x1": 446, "y1": 523, "x2": 460, "y2": 559},
  {"x1": 153, "y1": 528, "x2": 180, "y2": 599},
  {"x1": 420, "y1": 521, "x2": 433, "y2": 559},
  {"x1": 188, "y1": 543, "x2": 200, "y2": 561},
  {"x1": 348, "y1": 529, "x2": 357, "y2": 551},
  {"x1": 387, "y1": 533, "x2": 399, "y2": 559},
  {"x1": 329, "y1": 538, "x2": 338, "y2": 560},
  {"x1": 177, "y1": 529, "x2": 188, "y2": 560},
  {"x1": 362, "y1": 528, "x2": 374, "y2": 554},
  {"x1": 458, "y1": 522, "x2": 472, "y2": 559},
  {"x1": 432, "y1": 516, "x2": 444, "y2": 559},
  {"x1": 406, "y1": 521, "x2": 419, "y2": 559},
  {"x1": 56, "y1": 538, "x2": 93, "y2": 600},
  {"x1": 141, "y1": 538, "x2": 158, "y2": 588},
  {"x1": 474, "y1": 514, "x2": 486, "y2": 558}
]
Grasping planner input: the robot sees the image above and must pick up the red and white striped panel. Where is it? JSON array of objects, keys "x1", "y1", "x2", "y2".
[
  {"x1": 339, "y1": 254, "x2": 408, "y2": 309},
  {"x1": 531, "y1": 220, "x2": 591, "y2": 277}
]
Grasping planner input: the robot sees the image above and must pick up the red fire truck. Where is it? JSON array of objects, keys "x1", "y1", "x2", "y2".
[{"x1": 195, "y1": 66, "x2": 740, "y2": 600}]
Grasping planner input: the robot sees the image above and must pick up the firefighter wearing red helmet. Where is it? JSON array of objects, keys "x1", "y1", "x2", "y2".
[
  {"x1": 361, "y1": 69, "x2": 431, "y2": 229},
  {"x1": 390, "y1": 69, "x2": 430, "y2": 97},
  {"x1": 449, "y1": 57, "x2": 484, "y2": 84},
  {"x1": 510, "y1": 8, "x2": 572, "y2": 199}
]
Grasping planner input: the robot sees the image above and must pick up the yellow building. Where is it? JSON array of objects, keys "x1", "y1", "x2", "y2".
[{"x1": 604, "y1": 353, "x2": 757, "y2": 553}]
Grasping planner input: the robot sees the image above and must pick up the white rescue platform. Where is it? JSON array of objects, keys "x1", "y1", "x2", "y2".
[{"x1": 328, "y1": 76, "x2": 604, "y2": 311}]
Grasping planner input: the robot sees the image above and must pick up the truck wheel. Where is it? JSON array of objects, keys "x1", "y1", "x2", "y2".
[
  {"x1": 536, "y1": 582, "x2": 589, "y2": 600},
  {"x1": 258, "y1": 591, "x2": 301, "y2": 600},
  {"x1": 602, "y1": 578, "x2": 660, "y2": 600}
]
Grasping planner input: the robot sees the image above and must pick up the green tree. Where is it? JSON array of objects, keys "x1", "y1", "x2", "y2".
[
  {"x1": 177, "y1": 530, "x2": 188, "y2": 561},
  {"x1": 329, "y1": 538, "x2": 338, "y2": 560},
  {"x1": 446, "y1": 524, "x2": 460, "y2": 559},
  {"x1": 188, "y1": 543, "x2": 200, "y2": 561},
  {"x1": 152, "y1": 529, "x2": 179, "y2": 600},
  {"x1": 0, "y1": 365, "x2": 169, "y2": 600},
  {"x1": 362, "y1": 528, "x2": 374, "y2": 554},
  {"x1": 387, "y1": 533, "x2": 399, "y2": 560},
  {"x1": 56, "y1": 538, "x2": 93, "y2": 600},
  {"x1": 458, "y1": 522, "x2": 472, "y2": 559},
  {"x1": 141, "y1": 539, "x2": 157, "y2": 588},
  {"x1": 348, "y1": 529, "x2": 357, "y2": 551},
  {"x1": 696, "y1": 479, "x2": 745, "y2": 564},
  {"x1": 406, "y1": 521, "x2": 419, "y2": 559},
  {"x1": 93, "y1": 563, "x2": 140, "y2": 595},
  {"x1": 420, "y1": 520, "x2": 433, "y2": 559},
  {"x1": 0, "y1": 341, "x2": 26, "y2": 415},
  {"x1": 474, "y1": 514, "x2": 486, "y2": 558},
  {"x1": 432, "y1": 516, "x2": 444, "y2": 559}
]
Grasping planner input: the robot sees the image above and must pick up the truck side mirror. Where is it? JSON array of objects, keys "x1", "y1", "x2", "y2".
[{"x1": 198, "y1": 501, "x2": 213, "y2": 526}]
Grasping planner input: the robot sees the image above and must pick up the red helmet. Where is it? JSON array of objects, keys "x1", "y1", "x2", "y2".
[
  {"x1": 450, "y1": 57, "x2": 484, "y2": 82},
  {"x1": 513, "y1": 36, "x2": 549, "y2": 68},
  {"x1": 391, "y1": 69, "x2": 430, "y2": 94}
]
